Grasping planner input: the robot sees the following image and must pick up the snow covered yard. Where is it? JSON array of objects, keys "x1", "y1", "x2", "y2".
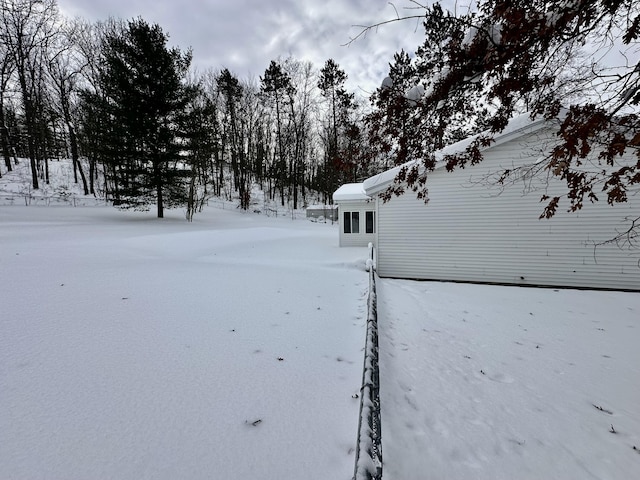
[
  {"x1": 3, "y1": 201, "x2": 639, "y2": 480},
  {"x1": 378, "y1": 278, "x2": 640, "y2": 480},
  {"x1": 0, "y1": 205, "x2": 369, "y2": 480}
]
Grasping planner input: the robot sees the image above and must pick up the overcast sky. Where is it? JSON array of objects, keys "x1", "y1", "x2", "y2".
[{"x1": 56, "y1": 0, "x2": 431, "y2": 97}]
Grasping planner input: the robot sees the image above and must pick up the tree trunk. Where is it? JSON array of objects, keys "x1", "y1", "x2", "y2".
[
  {"x1": 17, "y1": 74, "x2": 39, "y2": 189},
  {"x1": 89, "y1": 157, "x2": 96, "y2": 195},
  {"x1": 0, "y1": 107, "x2": 12, "y2": 173},
  {"x1": 154, "y1": 160, "x2": 163, "y2": 218},
  {"x1": 28, "y1": 142, "x2": 39, "y2": 189},
  {"x1": 68, "y1": 125, "x2": 89, "y2": 195}
]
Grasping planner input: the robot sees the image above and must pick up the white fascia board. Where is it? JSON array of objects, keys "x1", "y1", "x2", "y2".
[
  {"x1": 332, "y1": 183, "x2": 371, "y2": 202},
  {"x1": 363, "y1": 113, "x2": 555, "y2": 196}
]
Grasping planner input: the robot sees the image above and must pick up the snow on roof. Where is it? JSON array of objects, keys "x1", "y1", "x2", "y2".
[
  {"x1": 362, "y1": 162, "x2": 416, "y2": 197},
  {"x1": 332, "y1": 183, "x2": 371, "y2": 202},
  {"x1": 363, "y1": 112, "x2": 556, "y2": 194}
]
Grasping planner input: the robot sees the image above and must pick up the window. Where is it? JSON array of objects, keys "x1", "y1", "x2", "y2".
[
  {"x1": 343, "y1": 211, "x2": 359, "y2": 234},
  {"x1": 366, "y1": 211, "x2": 375, "y2": 234}
]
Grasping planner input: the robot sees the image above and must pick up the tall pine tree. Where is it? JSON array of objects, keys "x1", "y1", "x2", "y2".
[
  {"x1": 87, "y1": 18, "x2": 193, "y2": 218},
  {"x1": 318, "y1": 59, "x2": 356, "y2": 198},
  {"x1": 260, "y1": 60, "x2": 295, "y2": 206}
]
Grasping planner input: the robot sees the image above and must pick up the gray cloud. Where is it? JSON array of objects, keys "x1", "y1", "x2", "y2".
[{"x1": 57, "y1": 0, "x2": 427, "y2": 95}]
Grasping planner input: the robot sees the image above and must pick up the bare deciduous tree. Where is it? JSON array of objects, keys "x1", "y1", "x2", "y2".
[
  {"x1": 47, "y1": 17, "x2": 89, "y2": 194},
  {"x1": 1, "y1": 0, "x2": 60, "y2": 189}
]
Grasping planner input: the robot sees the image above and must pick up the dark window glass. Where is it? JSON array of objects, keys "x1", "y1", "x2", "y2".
[
  {"x1": 366, "y1": 211, "x2": 375, "y2": 234},
  {"x1": 344, "y1": 211, "x2": 351, "y2": 234}
]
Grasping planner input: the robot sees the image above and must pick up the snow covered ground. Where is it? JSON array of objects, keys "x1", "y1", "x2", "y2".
[
  {"x1": 2, "y1": 160, "x2": 640, "y2": 480},
  {"x1": 378, "y1": 279, "x2": 640, "y2": 480},
  {"x1": 1, "y1": 205, "x2": 368, "y2": 480}
]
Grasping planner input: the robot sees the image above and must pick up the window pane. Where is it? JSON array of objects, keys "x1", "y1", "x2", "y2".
[
  {"x1": 351, "y1": 212, "x2": 359, "y2": 234},
  {"x1": 343, "y1": 211, "x2": 351, "y2": 233},
  {"x1": 366, "y1": 211, "x2": 375, "y2": 234}
]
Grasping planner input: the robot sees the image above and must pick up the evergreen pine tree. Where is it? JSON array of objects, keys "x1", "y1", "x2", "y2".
[
  {"x1": 87, "y1": 18, "x2": 194, "y2": 218},
  {"x1": 318, "y1": 59, "x2": 356, "y2": 196},
  {"x1": 260, "y1": 60, "x2": 295, "y2": 206}
]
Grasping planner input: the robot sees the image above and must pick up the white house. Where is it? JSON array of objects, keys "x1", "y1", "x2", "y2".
[
  {"x1": 332, "y1": 183, "x2": 376, "y2": 247},
  {"x1": 362, "y1": 115, "x2": 640, "y2": 291}
]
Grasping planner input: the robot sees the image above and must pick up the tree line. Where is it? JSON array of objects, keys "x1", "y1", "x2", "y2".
[
  {"x1": 3, "y1": 0, "x2": 637, "y2": 235},
  {"x1": 0, "y1": 0, "x2": 379, "y2": 218}
]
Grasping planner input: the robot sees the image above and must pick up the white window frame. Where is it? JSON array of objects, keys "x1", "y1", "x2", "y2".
[{"x1": 343, "y1": 211, "x2": 360, "y2": 234}]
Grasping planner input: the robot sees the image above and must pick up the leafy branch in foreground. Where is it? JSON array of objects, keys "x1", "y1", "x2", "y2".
[{"x1": 364, "y1": 0, "x2": 639, "y2": 235}]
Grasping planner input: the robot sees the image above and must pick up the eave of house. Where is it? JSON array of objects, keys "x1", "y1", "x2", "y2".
[
  {"x1": 332, "y1": 183, "x2": 371, "y2": 202},
  {"x1": 363, "y1": 113, "x2": 556, "y2": 196}
]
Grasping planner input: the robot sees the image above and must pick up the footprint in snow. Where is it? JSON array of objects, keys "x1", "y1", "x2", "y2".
[{"x1": 488, "y1": 372, "x2": 515, "y2": 384}]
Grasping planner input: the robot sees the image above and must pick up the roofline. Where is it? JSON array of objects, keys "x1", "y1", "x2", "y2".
[
  {"x1": 363, "y1": 113, "x2": 558, "y2": 195},
  {"x1": 332, "y1": 182, "x2": 371, "y2": 202}
]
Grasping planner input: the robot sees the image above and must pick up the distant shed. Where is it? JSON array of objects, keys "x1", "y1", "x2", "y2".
[
  {"x1": 332, "y1": 183, "x2": 375, "y2": 247},
  {"x1": 306, "y1": 204, "x2": 338, "y2": 222}
]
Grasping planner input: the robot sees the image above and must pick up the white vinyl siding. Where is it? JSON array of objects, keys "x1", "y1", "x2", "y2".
[
  {"x1": 373, "y1": 128, "x2": 640, "y2": 290},
  {"x1": 337, "y1": 201, "x2": 376, "y2": 247}
]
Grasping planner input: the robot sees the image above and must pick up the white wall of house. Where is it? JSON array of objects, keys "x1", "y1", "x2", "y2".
[
  {"x1": 365, "y1": 126, "x2": 640, "y2": 290},
  {"x1": 336, "y1": 200, "x2": 376, "y2": 247},
  {"x1": 333, "y1": 183, "x2": 376, "y2": 247}
]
